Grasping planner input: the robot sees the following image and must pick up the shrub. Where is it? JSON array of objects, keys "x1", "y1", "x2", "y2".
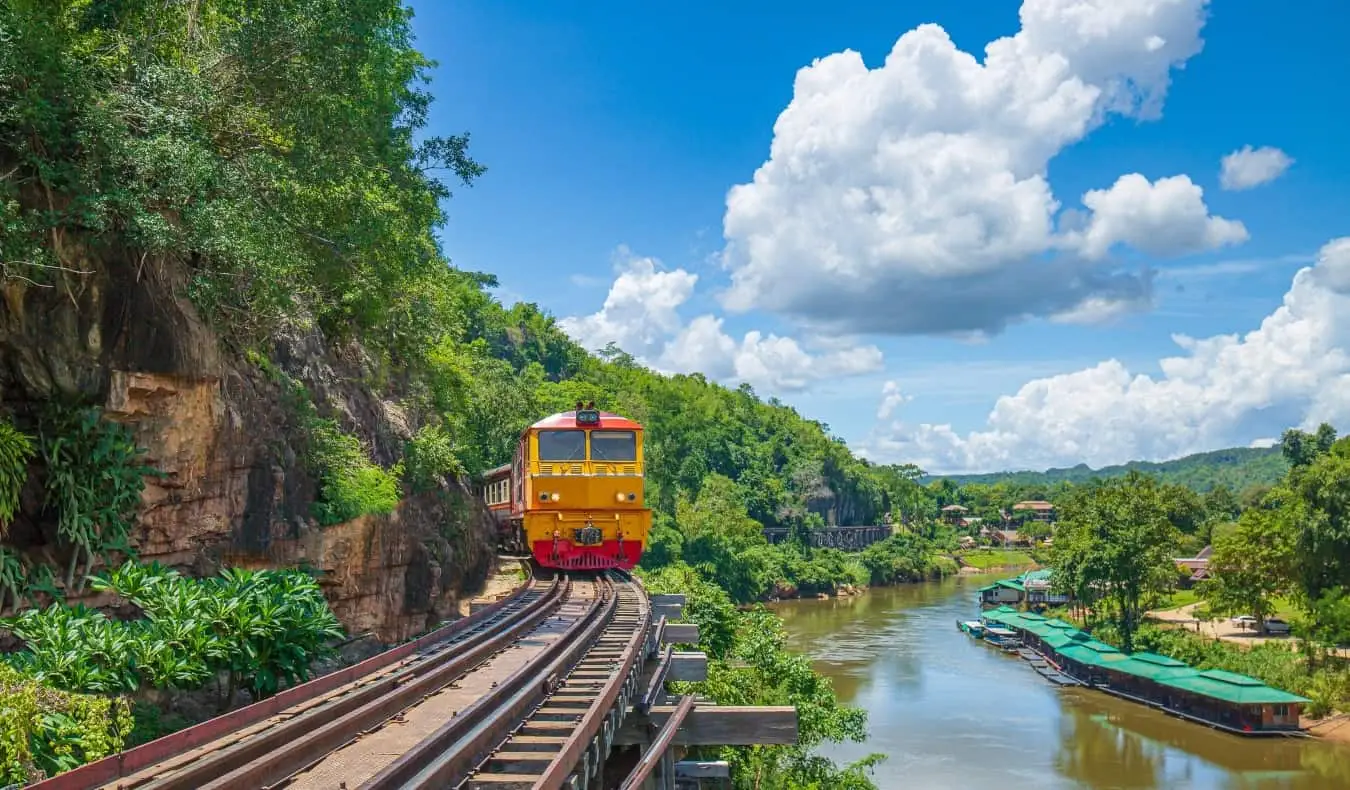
[
  {"x1": 2, "y1": 562, "x2": 345, "y2": 705},
  {"x1": 307, "y1": 418, "x2": 401, "y2": 526},
  {"x1": 0, "y1": 419, "x2": 34, "y2": 531},
  {"x1": 0, "y1": 663, "x2": 132, "y2": 784},
  {"x1": 402, "y1": 424, "x2": 464, "y2": 493}
]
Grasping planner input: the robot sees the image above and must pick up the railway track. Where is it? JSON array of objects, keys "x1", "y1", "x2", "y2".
[{"x1": 76, "y1": 570, "x2": 654, "y2": 790}]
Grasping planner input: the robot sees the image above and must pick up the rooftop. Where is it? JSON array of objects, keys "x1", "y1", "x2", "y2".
[{"x1": 1158, "y1": 670, "x2": 1312, "y2": 705}]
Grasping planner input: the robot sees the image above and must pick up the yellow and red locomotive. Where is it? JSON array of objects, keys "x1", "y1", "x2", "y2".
[{"x1": 477, "y1": 403, "x2": 651, "y2": 571}]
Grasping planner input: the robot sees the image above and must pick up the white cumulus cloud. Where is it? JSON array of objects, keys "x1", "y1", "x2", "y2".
[
  {"x1": 1220, "y1": 145, "x2": 1294, "y2": 191},
  {"x1": 863, "y1": 237, "x2": 1350, "y2": 474},
  {"x1": 559, "y1": 249, "x2": 883, "y2": 394},
  {"x1": 719, "y1": 0, "x2": 1242, "y2": 337}
]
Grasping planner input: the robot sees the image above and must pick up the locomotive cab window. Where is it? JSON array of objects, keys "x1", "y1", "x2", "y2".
[
  {"x1": 537, "y1": 430, "x2": 587, "y2": 461},
  {"x1": 590, "y1": 430, "x2": 637, "y2": 462}
]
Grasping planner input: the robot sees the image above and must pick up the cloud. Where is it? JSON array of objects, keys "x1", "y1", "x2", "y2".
[
  {"x1": 559, "y1": 249, "x2": 884, "y2": 394},
  {"x1": 877, "y1": 381, "x2": 909, "y2": 420},
  {"x1": 1220, "y1": 145, "x2": 1294, "y2": 191},
  {"x1": 719, "y1": 0, "x2": 1240, "y2": 337},
  {"x1": 1073, "y1": 174, "x2": 1248, "y2": 259},
  {"x1": 862, "y1": 238, "x2": 1350, "y2": 474}
]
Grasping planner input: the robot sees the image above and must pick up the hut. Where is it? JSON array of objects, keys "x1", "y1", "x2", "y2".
[
  {"x1": 1099, "y1": 652, "x2": 1198, "y2": 701},
  {"x1": 1053, "y1": 640, "x2": 1129, "y2": 685},
  {"x1": 1154, "y1": 669, "x2": 1310, "y2": 734}
]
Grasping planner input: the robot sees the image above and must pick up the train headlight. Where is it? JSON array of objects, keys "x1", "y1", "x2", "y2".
[
  {"x1": 550, "y1": 492, "x2": 561, "y2": 502},
  {"x1": 615, "y1": 492, "x2": 626, "y2": 503}
]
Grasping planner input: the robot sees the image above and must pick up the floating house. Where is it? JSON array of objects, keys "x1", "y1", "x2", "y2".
[
  {"x1": 977, "y1": 606, "x2": 1309, "y2": 735},
  {"x1": 977, "y1": 569, "x2": 1070, "y2": 608}
]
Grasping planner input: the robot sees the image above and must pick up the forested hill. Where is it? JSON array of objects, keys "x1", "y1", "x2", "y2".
[
  {"x1": 928, "y1": 445, "x2": 1289, "y2": 492},
  {"x1": 0, "y1": 0, "x2": 907, "y2": 549}
]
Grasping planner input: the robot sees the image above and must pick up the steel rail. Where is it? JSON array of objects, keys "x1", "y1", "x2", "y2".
[
  {"x1": 617, "y1": 694, "x2": 696, "y2": 790},
  {"x1": 133, "y1": 575, "x2": 571, "y2": 790},
  {"x1": 531, "y1": 575, "x2": 650, "y2": 790},
  {"x1": 359, "y1": 577, "x2": 616, "y2": 789}
]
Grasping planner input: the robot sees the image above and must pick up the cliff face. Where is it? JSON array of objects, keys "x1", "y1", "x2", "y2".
[{"x1": 0, "y1": 255, "x2": 497, "y2": 642}]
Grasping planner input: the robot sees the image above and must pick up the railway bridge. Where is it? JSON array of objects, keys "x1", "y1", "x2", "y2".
[
  {"x1": 33, "y1": 565, "x2": 795, "y2": 790},
  {"x1": 762, "y1": 524, "x2": 893, "y2": 551}
]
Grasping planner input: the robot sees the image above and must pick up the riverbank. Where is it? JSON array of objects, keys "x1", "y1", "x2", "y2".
[{"x1": 774, "y1": 575, "x2": 1350, "y2": 790}]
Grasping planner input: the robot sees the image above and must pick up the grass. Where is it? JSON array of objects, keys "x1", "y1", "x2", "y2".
[
  {"x1": 1154, "y1": 588, "x2": 1202, "y2": 611},
  {"x1": 957, "y1": 548, "x2": 1037, "y2": 570}
]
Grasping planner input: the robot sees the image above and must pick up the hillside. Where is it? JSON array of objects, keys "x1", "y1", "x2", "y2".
[
  {"x1": 0, "y1": 0, "x2": 909, "y2": 628},
  {"x1": 928, "y1": 445, "x2": 1288, "y2": 492}
]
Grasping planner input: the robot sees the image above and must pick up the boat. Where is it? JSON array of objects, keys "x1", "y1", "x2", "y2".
[
  {"x1": 982, "y1": 626, "x2": 1021, "y2": 650},
  {"x1": 957, "y1": 620, "x2": 986, "y2": 637}
]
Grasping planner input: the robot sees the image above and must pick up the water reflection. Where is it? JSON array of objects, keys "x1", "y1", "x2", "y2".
[{"x1": 770, "y1": 576, "x2": 1350, "y2": 789}]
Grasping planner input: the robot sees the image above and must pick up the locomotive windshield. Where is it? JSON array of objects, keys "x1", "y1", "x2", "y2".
[
  {"x1": 537, "y1": 430, "x2": 587, "y2": 461},
  {"x1": 590, "y1": 430, "x2": 637, "y2": 462}
]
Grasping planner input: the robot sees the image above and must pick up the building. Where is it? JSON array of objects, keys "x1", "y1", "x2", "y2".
[
  {"x1": 1174, "y1": 545, "x2": 1213, "y2": 587},
  {"x1": 1012, "y1": 500, "x2": 1056, "y2": 523},
  {"x1": 977, "y1": 569, "x2": 1069, "y2": 608},
  {"x1": 979, "y1": 607, "x2": 1310, "y2": 734},
  {"x1": 940, "y1": 504, "x2": 968, "y2": 525}
]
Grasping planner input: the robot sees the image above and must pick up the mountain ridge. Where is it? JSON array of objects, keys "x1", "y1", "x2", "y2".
[{"x1": 924, "y1": 445, "x2": 1288, "y2": 492}]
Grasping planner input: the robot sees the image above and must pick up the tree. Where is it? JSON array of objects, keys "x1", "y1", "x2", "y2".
[
  {"x1": 1200, "y1": 507, "x2": 1295, "y2": 631},
  {"x1": 1283, "y1": 437, "x2": 1350, "y2": 604},
  {"x1": 1051, "y1": 473, "x2": 1180, "y2": 651}
]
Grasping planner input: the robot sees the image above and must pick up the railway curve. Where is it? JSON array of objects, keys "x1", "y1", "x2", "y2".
[{"x1": 32, "y1": 565, "x2": 795, "y2": 790}]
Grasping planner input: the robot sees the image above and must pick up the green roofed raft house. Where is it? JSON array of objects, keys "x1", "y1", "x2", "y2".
[
  {"x1": 976, "y1": 604, "x2": 1310, "y2": 736},
  {"x1": 978, "y1": 569, "x2": 1070, "y2": 609}
]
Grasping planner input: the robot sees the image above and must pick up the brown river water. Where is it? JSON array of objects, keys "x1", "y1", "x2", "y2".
[{"x1": 771, "y1": 575, "x2": 1350, "y2": 790}]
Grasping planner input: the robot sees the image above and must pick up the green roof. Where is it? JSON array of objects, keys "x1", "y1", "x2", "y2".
[
  {"x1": 1057, "y1": 642, "x2": 1127, "y2": 667},
  {"x1": 1039, "y1": 629, "x2": 1093, "y2": 649},
  {"x1": 1021, "y1": 569, "x2": 1054, "y2": 582},
  {"x1": 1102, "y1": 657, "x2": 1199, "y2": 682},
  {"x1": 1018, "y1": 612, "x2": 1047, "y2": 622},
  {"x1": 979, "y1": 579, "x2": 1025, "y2": 592},
  {"x1": 1041, "y1": 619, "x2": 1076, "y2": 630},
  {"x1": 1157, "y1": 670, "x2": 1311, "y2": 705},
  {"x1": 1131, "y1": 652, "x2": 1188, "y2": 668}
]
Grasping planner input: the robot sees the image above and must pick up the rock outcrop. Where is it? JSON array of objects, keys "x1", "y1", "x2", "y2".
[{"x1": 0, "y1": 255, "x2": 496, "y2": 642}]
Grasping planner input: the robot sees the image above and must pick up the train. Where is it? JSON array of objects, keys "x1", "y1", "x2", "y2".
[{"x1": 475, "y1": 403, "x2": 652, "y2": 571}]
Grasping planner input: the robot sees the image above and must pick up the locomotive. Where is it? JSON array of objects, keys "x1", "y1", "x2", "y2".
[{"x1": 476, "y1": 403, "x2": 651, "y2": 571}]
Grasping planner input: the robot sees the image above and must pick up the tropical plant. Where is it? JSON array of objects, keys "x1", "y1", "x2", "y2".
[
  {"x1": 2, "y1": 562, "x2": 344, "y2": 709},
  {"x1": 0, "y1": 663, "x2": 132, "y2": 785},
  {"x1": 0, "y1": 418, "x2": 33, "y2": 532},
  {"x1": 37, "y1": 407, "x2": 156, "y2": 591}
]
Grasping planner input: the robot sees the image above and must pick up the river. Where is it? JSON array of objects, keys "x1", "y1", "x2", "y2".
[{"x1": 771, "y1": 575, "x2": 1350, "y2": 790}]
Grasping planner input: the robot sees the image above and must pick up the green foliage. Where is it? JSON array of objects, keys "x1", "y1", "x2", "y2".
[
  {"x1": 38, "y1": 407, "x2": 157, "y2": 591},
  {"x1": 403, "y1": 424, "x2": 465, "y2": 493},
  {"x1": 306, "y1": 418, "x2": 401, "y2": 526},
  {"x1": 0, "y1": 663, "x2": 132, "y2": 785},
  {"x1": 932, "y1": 445, "x2": 1289, "y2": 493},
  {"x1": 1052, "y1": 473, "x2": 1180, "y2": 651},
  {"x1": 1199, "y1": 507, "x2": 1295, "y2": 628},
  {"x1": 0, "y1": 419, "x2": 34, "y2": 531},
  {"x1": 2, "y1": 562, "x2": 344, "y2": 705},
  {"x1": 640, "y1": 564, "x2": 880, "y2": 789},
  {"x1": 0, "y1": 0, "x2": 483, "y2": 343}
]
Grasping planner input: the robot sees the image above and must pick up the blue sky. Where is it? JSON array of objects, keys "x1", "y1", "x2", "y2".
[{"x1": 409, "y1": 0, "x2": 1350, "y2": 473}]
